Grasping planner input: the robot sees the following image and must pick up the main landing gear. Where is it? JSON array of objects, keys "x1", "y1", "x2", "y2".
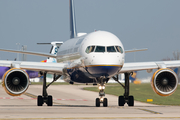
[
  {"x1": 113, "y1": 73, "x2": 134, "y2": 106},
  {"x1": 37, "y1": 72, "x2": 61, "y2": 106}
]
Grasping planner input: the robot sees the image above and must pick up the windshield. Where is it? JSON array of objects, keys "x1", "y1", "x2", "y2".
[
  {"x1": 85, "y1": 45, "x2": 123, "y2": 53},
  {"x1": 95, "y1": 46, "x2": 105, "y2": 52},
  {"x1": 107, "y1": 46, "x2": 116, "y2": 52}
]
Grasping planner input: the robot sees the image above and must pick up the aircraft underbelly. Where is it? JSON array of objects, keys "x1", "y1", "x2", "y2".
[
  {"x1": 67, "y1": 68, "x2": 94, "y2": 83},
  {"x1": 86, "y1": 65, "x2": 121, "y2": 77},
  {"x1": 66, "y1": 65, "x2": 121, "y2": 83}
]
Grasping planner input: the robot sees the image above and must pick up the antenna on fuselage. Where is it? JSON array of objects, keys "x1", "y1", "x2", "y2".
[{"x1": 69, "y1": 0, "x2": 77, "y2": 39}]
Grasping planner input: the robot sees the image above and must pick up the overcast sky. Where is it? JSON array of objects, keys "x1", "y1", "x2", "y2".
[{"x1": 0, "y1": 0, "x2": 180, "y2": 78}]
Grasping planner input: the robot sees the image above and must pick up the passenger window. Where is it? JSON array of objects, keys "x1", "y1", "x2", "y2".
[
  {"x1": 85, "y1": 46, "x2": 95, "y2": 53},
  {"x1": 107, "y1": 46, "x2": 116, "y2": 52},
  {"x1": 115, "y1": 46, "x2": 123, "y2": 53},
  {"x1": 95, "y1": 46, "x2": 105, "y2": 52}
]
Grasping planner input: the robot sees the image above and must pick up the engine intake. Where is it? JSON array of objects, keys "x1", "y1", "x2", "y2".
[
  {"x1": 2, "y1": 68, "x2": 29, "y2": 96},
  {"x1": 151, "y1": 68, "x2": 178, "y2": 96}
]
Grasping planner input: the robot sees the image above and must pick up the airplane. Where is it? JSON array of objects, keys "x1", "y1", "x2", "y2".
[{"x1": 0, "y1": 0, "x2": 180, "y2": 107}]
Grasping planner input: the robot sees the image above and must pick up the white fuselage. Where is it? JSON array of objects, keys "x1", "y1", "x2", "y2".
[{"x1": 57, "y1": 31, "x2": 125, "y2": 83}]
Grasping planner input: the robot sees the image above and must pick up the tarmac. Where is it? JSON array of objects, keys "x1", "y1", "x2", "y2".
[{"x1": 0, "y1": 84, "x2": 179, "y2": 120}]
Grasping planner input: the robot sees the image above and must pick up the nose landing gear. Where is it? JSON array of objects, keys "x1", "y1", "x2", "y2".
[
  {"x1": 95, "y1": 84, "x2": 108, "y2": 107},
  {"x1": 95, "y1": 73, "x2": 134, "y2": 107}
]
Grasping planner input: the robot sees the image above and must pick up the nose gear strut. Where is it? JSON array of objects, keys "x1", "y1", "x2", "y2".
[{"x1": 95, "y1": 77, "x2": 108, "y2": 107}]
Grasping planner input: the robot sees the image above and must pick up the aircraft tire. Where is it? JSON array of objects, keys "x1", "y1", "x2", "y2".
[
  {"x1": 37, "y1": 95, "x2": 43, "y2": 106},
  {"x1": 128, "y1": 96, "x2": 134, "y2": 106},
  {"x1": 103, "y1": 98, "x2": 108, "y2": 107},
  {"x1": 118, "y1": 96, "x2": 124, "y2": 106},
  {"x1": 47, "y1": 95, "x2": 53, "y2": 106},
  {"x1": 96, "y1": 98, "x2": 100, "y2": 107}
]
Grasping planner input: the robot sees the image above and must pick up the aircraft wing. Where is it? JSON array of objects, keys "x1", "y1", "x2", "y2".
[
  {"x1": 0, "y1": 48, "x2": 57, "y2": 58},
  {"x1": 0, "y1": 60, "x2": 67, "y2": 74},
  {"x1": 125, "y1": 48, "x2": 148, "y2": 53},
  {"x1": 120, "y1": 60, "x2": 180, "y2": 73}
]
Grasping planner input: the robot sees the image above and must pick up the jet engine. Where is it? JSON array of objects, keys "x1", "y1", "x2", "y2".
[
  {"x1": 2, "y1": 68, "x2": 29, "y2": 96},
  {"x1": 151, "y1": 68, "x2": 178, "y2": 96}
]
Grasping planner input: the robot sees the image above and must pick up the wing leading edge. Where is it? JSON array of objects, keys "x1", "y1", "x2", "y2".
[
  {"x1": 125, "y1": 48, "x2": 148, "y2": 53},
  {"x1": 120, "y1": 60, "x2": 180, "y2": 73},
  {"x1": 0, "y1": 60, "x2": 67, "y2": 74}
]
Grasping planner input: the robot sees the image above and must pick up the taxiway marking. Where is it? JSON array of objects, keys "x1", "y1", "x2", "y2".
[
  {"x1": 24, "y1": 92, "x2": 87, "y2": 101},
  {"x1": 137, "y1": 108, "x2": 162, "y2": 114}
]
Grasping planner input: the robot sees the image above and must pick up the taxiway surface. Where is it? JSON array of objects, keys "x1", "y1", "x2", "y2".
[{"x1": 0, "y1": 84, "x2": 179, "y2": 120}]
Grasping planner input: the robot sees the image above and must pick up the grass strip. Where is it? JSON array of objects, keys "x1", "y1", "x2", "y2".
[{"x1": 84, "y1": 83, "x2": 180, "y2": 105}]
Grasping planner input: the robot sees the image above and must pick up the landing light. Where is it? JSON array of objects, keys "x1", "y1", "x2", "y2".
[
  {"x1": 98, "y1": 86, "x2": 105, "y2": 90},
  {"x1": 100, "y1": 98, "x2": 104, "y2": 102}
]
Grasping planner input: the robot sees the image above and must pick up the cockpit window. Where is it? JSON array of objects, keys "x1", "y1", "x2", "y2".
[
  {"x1": 107, "y1": 46, "x2": 116, "y2": 52},
  {"x1": 89, "y1": 46, "x2": 95, "y2": 53},
  {"x1": 86, "y1": 45, "x2": 123, "y2": 53},
  {"x1": 115, "y1": 46, "x2": 123, "y2": 53},
  {"x1": 85, "y1": 46, "x2": 95, "y2": 53},
  {"x1": 85, "y1": 46, "x2": 90, "y2": 53},
  {"x1": 95, "y1": 46, "x2": 105, "y2": 52}
]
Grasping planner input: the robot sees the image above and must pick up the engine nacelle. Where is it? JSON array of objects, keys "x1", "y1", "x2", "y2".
[
  {"x1": 2, "y1": 68, "x2": 29, "y2": 96},
  {"x1": 151, "y1": 68, "x2": 178, "y2": 96}
]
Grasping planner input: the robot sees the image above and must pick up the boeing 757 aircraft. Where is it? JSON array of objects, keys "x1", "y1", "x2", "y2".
[{"x1": 0, "y1": 0, "x2": 180, "y2": 107}]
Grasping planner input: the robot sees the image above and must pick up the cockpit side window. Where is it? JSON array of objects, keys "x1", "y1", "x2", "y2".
[
  {"x1": 85, "y1": 46, "x2": 95, "y2": 53},
  {"x1": 89, "y1": 46, "x2": 95, "y2": 53},
  {"x1": 115, "y1": 46, "x2": 123, "y2": 53},
  {"x1": 95, "y1": 46, "x2": 105, "y2": 52},
  {"x1": 107, "y1": 46, "x2": 116, "y2": 52}
]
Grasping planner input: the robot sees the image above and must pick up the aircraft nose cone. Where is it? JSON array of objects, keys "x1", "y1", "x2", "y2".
[{"x1": 85, "y1": 53, "x2": 123, "y2": 77}]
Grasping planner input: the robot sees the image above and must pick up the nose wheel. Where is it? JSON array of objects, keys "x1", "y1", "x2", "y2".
[
  {"x1": 96, "y1": 98, "x2": 100, "y2": 107},
  {"x1": 96, "y1": 97, "x2": 108, "y2": 107},
  {"x1": 103, "y1": 98, "x2": 108, "y2": 107}
]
